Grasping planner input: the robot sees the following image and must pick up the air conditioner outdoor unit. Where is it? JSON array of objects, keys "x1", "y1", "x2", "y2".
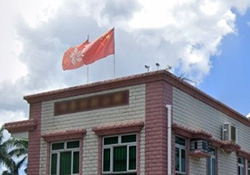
[
  {"x1": 190, "y1": 139, "x2": 208, "y2": 152},
  {"x1": 222, "y1": 122, "x2": 237, "y2": 143}
]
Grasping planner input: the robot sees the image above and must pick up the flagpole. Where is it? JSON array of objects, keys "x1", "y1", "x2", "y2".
[
  {"x1": 113, "y1": 27, "x2": 116, "y2": 78},
  {"x1": 87, "y1": 65, "x2": 89, "y2": 83},
  {"x1": 86, "y1": 34, "x2": 90, "y2": 83},
  {"x1": 113, "y1": 54, "x2": 116, "y2": 78}
]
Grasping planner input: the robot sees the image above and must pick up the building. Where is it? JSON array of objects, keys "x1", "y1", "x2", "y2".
[{"x1": 4, "y1": 70, "x2": 250, "y2": 175}]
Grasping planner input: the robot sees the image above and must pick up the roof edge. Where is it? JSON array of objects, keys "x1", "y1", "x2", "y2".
[
  {"x1": 23, "y1": 70, "x2": 249, "y2": 127},
  {"x1": 24, "y1": 70, "x2": 167, "y2": 103}
]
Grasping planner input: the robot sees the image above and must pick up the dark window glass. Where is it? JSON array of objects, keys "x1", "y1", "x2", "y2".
[
  {"x1": 194, "y1": 142, "x2": 198, "y2": 149},
  {"x1": 51, "y1": 153, "x2": 57, "y2": 175},
  {"x1": 73, "y1": 151, "x2": 79, "y2": 173},
  {"x1": 67, "y1": 141, "x2": 80, "y2": 149},
  {"x1": 102, "y1": 135, "x2": 137, "y2": 174},
  {"x1": 181, "y1": 149, "x2": 186, "y2": 172},
  {"x1": 129, "y1": 146, "x2": 136, "y2": 170},
  {"x1": 207, "y1": 148, "x2": 216, "y2": 175},
  {"x1": 208, "y1": 148, "x2": 215, "y2": 155},
  {"x1": 248, "y1": 160, "x2": 250, "y2": 175},
  {"x1": 202, "y1": 141, "x2": 208, "y2": 150},
  {"x1": 113, "y1": 146, "x2": 127, "y2": 172},
  {"x1": 238, "y1": 157, "x2": 244, "y2": 164},
  {"x1": 52, "y1": 142, "x2": 64, "y2": 150},
  {"x1": 238, "y1": 157, "x2": 245, "y2": 175},
  {"x1": 208, "y1": 157, "x2": 211, "y2": 175},
  {"x1": 175, "y1": 136, "x2": 186, "y2": 174},
  {"x1": 122, "y1": 135, "x2": 136, "y2": 143},
  {"x1": 103, "y1": 174, "x2": 136, "y2": 175},
  {"x1": 103, "y1": 149, "x2": 111, "y2": 172},
  {"x1": 175, "y1": 147, "x2": 180, "y2": 171},
  {"x1": 60, "y1": 151, "x2": 71, "y2": 175},
  {"x1": 212, "y1": 158, "x2": 216, "y2": 175},
  {"x1": 104, "y1": 137, "x2": 118, "y2": 145},
  {"x1": 176, "y1": 137, "x2": 185, "y2": 146}
]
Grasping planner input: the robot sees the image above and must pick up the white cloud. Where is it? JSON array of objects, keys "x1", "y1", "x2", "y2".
[
  {"x1": 0, "y1": 110, "x2": 27, "y2": 127},
  {"x1": 0, "y1": 1, "x2": 28, "y2": 83},
  {"x1": 124, "y1": 0, "x2": 237, "y2": 82},
  {"x1": 200, "y1": 0, "x2": 221, "y2": 16},
  {"x1": 0, "y1": 0, "x2": 249, "y2": 125},
  {"x1": 15, "y1": 0, "x2": 63, "y2": 28},
  {"x1": 0, "y1": 1, "x2": 250, "y2": 173},
  {"x1": 69, "y1": 0, "x2": 245, "y2": 83},
  {"x1": 0, "y1": 0, "x2": 62, "y2": 84},
  {"x1": 247, "y1": 113, "x2": 250, "y2": 118}
]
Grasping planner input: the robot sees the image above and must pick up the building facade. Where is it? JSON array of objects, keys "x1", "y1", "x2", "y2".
[{"x1": 5, "y1": 70, "x2": 250, "y2": 175}]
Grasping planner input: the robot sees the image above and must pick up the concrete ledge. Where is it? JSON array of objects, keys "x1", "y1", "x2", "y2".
[
  {"x1": 4, "y1": 119, "x2": 37, "y2": 133},
  {"x1": 92, "y1": 120, "x2": 144, "y2": 136},
  {"x1": 42, "y1": 129, "x2": 87, "y2": 142}
]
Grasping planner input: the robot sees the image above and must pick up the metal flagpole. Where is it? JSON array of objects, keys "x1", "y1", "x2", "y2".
[
  {"x1": 86, "y1": 35, "x2": 90, "y2": 83},
  {"x1": 113, "y1": 54, "x2": 116, "y2": 78},
  {"x1": 87, "y1": 65, "x2": 89, "y2": 83},
  {"x1": 113, "y1": 27, "x2": 116, "y2": 78}
]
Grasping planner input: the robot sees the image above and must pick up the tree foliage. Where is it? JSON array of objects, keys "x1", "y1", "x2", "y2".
[{"x1": 0, "y1": 127, "x2": 28, "y2": 175}]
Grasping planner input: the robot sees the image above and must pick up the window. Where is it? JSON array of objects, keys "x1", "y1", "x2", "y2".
[
  {"x1": 248, "y1": 160, "x2": 250, "y2": 175},
  {"x1": 207, "y1": 147, "x2": 216, "y2": 175},
  {"x1": 238, "y1": 157, "x2": 245, "y2": 175},
  {"x1": 102, "y1": 134, "x2": 137, "y2": 175},
  {"x1": 175, "y1": 136, "x2": 186, "y2": 175},
  {"x1": 50, "y1": 140, "x2": 80, "y2": 175}
]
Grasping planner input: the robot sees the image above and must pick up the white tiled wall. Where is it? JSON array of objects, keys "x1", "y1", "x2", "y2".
[
  {"x1": 173, "y1": 87, "x2": 250, "y2": 174},
  {"x1": 190, "y1": 157, "x2": 206, "y2": 175},
  {"x1": 39, "y1": 85, "x2": 146, "y2": 175}
]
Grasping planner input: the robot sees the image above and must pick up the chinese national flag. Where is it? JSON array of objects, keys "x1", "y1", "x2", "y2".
[
  {"x1": 62, "y1": 40, "x2": 90, "y2": 70},
  {"x1": 62, "y1": 28, "x2": 115, "y2": 70},
  {"x1": 82, "y1": 28, "x2": 115, "y2": 65}
]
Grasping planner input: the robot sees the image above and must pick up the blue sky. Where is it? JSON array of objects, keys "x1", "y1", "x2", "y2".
[
  {"x1": 199, "y1": 9, "x2": 250, "y2": 116},
  {"x1": 0, "y1": 1, "x2": 250, "y2": 173},
  {"x1": 0, "y1": 0, "x2": 250, "y2": 127}
]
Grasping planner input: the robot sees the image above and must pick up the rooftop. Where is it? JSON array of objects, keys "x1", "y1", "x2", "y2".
[{"x1": 23, "y1": 70, "x2": 249, "y2": 127}]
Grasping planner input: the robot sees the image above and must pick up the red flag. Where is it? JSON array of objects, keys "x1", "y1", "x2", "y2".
[
  {"x1": 62, "y1": 40, "x2": 90, "y2": 70},
  {"x1": 82, "y1": 28, "x2": 114, "y2": 65},
  {"x1": 62, "y1": 28, "x2": 114, "y2": 70}
]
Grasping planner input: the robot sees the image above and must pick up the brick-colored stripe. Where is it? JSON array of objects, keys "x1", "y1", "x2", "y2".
[
  {"x1": 145, "y1": 81, "x2": 172, "y2": 175},
  {"x1": 4, "y1": 119, "x2": 37, "y2": 133},
  {"x1": 24, "y1": 70, "x2": 250, "y2": 128},
  {"x1": 27, "y1": 102, "x2": 41, "y2": 175}
]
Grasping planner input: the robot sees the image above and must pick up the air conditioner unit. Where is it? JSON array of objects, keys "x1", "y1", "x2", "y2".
[
  {"x1": 222, "y1": 122, "x2": 237, "y2": 143},
  {"x1": 190, "y1": 139, "x2": 208, "y2": 152}
]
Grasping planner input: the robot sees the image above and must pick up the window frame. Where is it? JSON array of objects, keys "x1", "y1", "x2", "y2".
[
  {"x1": 175, "y1": 136, "x2": 186, "y2": 175},
  {"x1": 238, "y1": 156, "x2": 245, "y2": 175},
  {"x1": 102, "y1": 134, "x2": 137, "y2": 174},
  {"x1": 50, "y1": 140, "x2": 80, "y2": 175},
  {"x1": 207, "y1": 147, "x2": 216, "y2": 175},
  {"x1": 248, "y1": 160, "x2": 250, "y2": 175}
]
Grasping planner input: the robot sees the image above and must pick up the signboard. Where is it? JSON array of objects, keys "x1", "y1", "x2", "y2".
[{"x1": 54, "y1": 90, "x2": 129, "y2": 116}]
